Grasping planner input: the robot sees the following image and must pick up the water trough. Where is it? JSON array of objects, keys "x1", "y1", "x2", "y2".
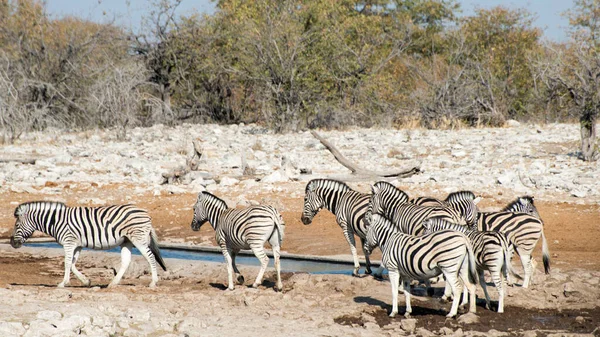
[{"x1": 20, "y1": 239, "x2": 381, "y2": 275}]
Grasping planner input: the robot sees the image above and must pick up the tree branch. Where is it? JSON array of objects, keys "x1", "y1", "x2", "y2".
[{"x1": 310, "y1": 130, "x2": 421, "y2": 178}]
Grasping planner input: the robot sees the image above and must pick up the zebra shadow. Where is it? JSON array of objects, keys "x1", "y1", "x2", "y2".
[{"x1": 354, "y1": 296, "x2": 448, "y2": 316}]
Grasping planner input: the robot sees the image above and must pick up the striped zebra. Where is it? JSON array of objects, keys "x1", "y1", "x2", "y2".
[
  {"x1": 424, "y1": 217, "x2": 522, "y2": 313},
  {"x1": 191, "y1": 191, "x2": 285, "y2": 291},
  {"x1": 501, "y1": 196, "x2": 540, "y2": 219},
  {"x1": 411, "y1": 191, "x2": 481, "y2": 226},
  {"x1": 368, "y1": 181, "x2": 466, "y2": 236},
  {"x1": 10, "y1": 201, "x2": 166, "y2": 288},
  {"x1": 301, "y1": 179, "x2": 378, "y2": 276},
  {"x1": 476, "y1": 210, "x2": 549, "y2": 288},
  {"x1": 364, "y1": 214, "x2": 477, "y2": 318}
]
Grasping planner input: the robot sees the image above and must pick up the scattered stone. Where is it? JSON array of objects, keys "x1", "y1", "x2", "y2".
[
  {"x1": 521, "y1": 331, "x2": 537, "y2": 337},
  {"x1": 261, "y1": 170, "x2": 289, "y2": 183},
  {"x1": 219, "y1": 177, "x2": 239, "y2": 187},
  {"x1": 416, "y1": 327, "x2": 436, "y2": 337},
  {"x1": 571, "y1": 189, "x2": 588, "y2": 198},
  {"x1": 457, "y1": 312, "x2": 480, "y2": 325},
  {"x1": 563, "y1": 282, "x2": 580, "y2": 297},
  {"x1": 400, "y1": 318, "x2": 417, "y2": 333}
]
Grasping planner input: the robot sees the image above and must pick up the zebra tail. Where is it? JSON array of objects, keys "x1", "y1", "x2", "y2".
[
  {"x1": 150, "y1": 229, "x2": 167, "y2": 271},
  {"x1": 268, "y1": 209, "x2": 286, "y2": 245},
  {"x1": 466, "y1": 241, "x2": 478, "y2": 285},
  {"x1": 541, "y1": 229, "x2": 550, "y2": 274}
]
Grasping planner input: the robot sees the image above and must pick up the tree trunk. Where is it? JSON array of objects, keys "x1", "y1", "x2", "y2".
[{"x1": 580, "y1": 110, "x2": 598, "y2": 161}]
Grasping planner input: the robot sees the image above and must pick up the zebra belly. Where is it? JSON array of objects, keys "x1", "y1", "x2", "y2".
[{"x1": 83, "y1": 237, "x2": 126, "y2": 250}]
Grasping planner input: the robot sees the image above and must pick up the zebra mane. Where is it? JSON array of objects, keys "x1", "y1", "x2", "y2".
[
  {"x1": 198, "y1": 192, "x2": 229, "y2": 210},
  {"x1": 306, "y1": 179, "x2": 352, "y2": 193},
  {"x1": 14, "y1": 201, "x2": 66, "y2": 217},
  {"x1": 372, "y1": 181, "x2": 410, "y2": 202},
  {"x1": 502, "y1": 195, "x2": 535, "y2": 212},
  {"x1": 445, "y1": 191, "x2": 476, "y2": 203}
]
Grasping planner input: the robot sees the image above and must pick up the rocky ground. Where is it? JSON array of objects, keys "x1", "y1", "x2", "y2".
[{"x1": 0, "y1": 122, "x2": 599, "y2": 336}]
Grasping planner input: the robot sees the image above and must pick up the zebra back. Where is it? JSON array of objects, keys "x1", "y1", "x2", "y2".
[
  {"x1": 501, "y1": 196, "x2": 540, "y2": 220},
  {"x1": 410, "y1": 196, "x2": 445, "y2": 207}
]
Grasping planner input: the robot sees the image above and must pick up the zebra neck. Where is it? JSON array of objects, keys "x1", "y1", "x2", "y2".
[
  {"x1": 207, "y1": 205, "x2": 227, "y2": 229},
  {"x1": 320, "y1": 189, "x2": 347, "y2": 215},
  {"x1": 33, "y1": 207, "x2": 64, "y2": 238}
]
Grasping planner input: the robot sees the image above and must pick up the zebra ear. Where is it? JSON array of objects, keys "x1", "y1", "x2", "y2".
[
  {"x1": 473, "y1": 196, "x2": 482, "y2": 205},
  {"x1": 307, "y1": 181, "x2": 315, "y2": 192},
  {"x1": 371, "y1": 184, "x2": 380, "y2": 194}
]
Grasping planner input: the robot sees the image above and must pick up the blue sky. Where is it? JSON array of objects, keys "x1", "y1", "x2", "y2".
[{"x1": 45, "y1": 0, "x2": 574, "y2": 41}]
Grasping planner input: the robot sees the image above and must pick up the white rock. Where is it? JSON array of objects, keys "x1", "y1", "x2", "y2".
[
  {"x1": 506, "y1": 119, "x2": 521, "y2": 127},
  {"x1": 36, "y1": 310, "x2": 62, "y2": 320},
  {"x1": 571, "y1": 189, "x2": 588, "y2": 198},
  {"x1": 261, "y1": 170, "x2": 289, "y2": 183},
  {"x1": 219, "y1": 177, "x2": 239, "y2": 186},
  {"x1": 0, "y1": 322, "x2": 26, "y2": 336}
]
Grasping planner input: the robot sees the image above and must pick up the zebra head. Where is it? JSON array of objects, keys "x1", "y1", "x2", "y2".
[
  {"x1": 364, "y1": 213, "x2": 397, "y2": 255},
  {"x1": 10, "y1": 203, "x2": 38, "y2": 248},
  {"x1": 191, "y1": 192, "x2": 227, "y2": 231},
  {"x1": 503, "y1": 196, "x2": 540, "y2": 219},
  {"x1": 445, "y1": 191, "x2": 481, "y2": 226},
  {"x1": 301, "y1": 180, "x2": 325, "y2": 225},
  {"x1": 367, "y1": 181, "x2": 409, "y2": 221}
]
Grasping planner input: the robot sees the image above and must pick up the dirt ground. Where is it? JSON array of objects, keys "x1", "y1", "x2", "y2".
[{"x1": 0, "y1": 183, "x2": 599, "y2": 336}]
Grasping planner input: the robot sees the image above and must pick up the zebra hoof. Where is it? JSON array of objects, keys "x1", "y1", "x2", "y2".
[
  {"x1": 275, "y1": 283, "x2": 283, "y2": 292},
  {"x1": 252, "y1": 282, "x2": 260, "y2": 288},
  {"x1": 404, "y1": 312, "x2": 411, "y2": 318},
  {"x1": 57, "y1": 282, "x2": 66, "y2": 288},
  {"x1": 365, "y1": 269, "x2": 372, "y2": 275},
  {"x1": 227, "y1": 285, "x2": 235, "y2": 291},
  {"x1": 446, "y1": 313, "x2": 457, "y2": 319},
  {"x1": 236, "y1": 275, "x2": 245, "y2": 285},
  {"x1": 82, "y1": 280, "x2": 91, "y2": 287},
  {"x1": 389, "y1": 311, "x2": 398, "y2": 318}
]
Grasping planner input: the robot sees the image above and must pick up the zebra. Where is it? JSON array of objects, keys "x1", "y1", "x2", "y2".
[
  {"x1": 10, "y1": 201, "x2": 166, "y2": 288},
  {"x1": 411, "y1": 190, "x2": 481, "y2": 226},
  {"x1": 475, "y1": 210, "x2": 550, "y2": 288},
  {"x1": 191, "y1": 191, "x2": 285, "y2": 291},
  {"x1": 367, "y1": 181, "x2": 466, "y2": 236},
  {"x1": 364, "y1": 213, "x2": 477, "y2": 318},
  {"x1": 424, "y1": 217, "x2": 522, "y2": 313},
  {"x1": 501, "y1": 195, "x2": 540, "y2": 219},
  {"x1": 301, "y1": 179, "x2": 378, "y2": 276}
]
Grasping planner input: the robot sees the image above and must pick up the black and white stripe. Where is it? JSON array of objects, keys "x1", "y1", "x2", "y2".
[
  {"x1": 476, "y1": 210, "x2": 550, "y2": 288},
  {"x1": 424, "y1": 218, "x2": 520, "y2": 313},
  {"x1": 368, "y1": 181, "x2": 466, "y2": 236},
  {"x1": 10, "y1": 201, "x2": 166, "y2": 288},
  {"x1": 501, "y1": 196, "x2": 540, "y2": 219},
  {"x1": 364, "y1": 214, "x2": 477, "y2": 318},
  {"x1": 412, "y1": 191, "x2": 481, "y2": 226},
  {"x1": 192, "y1": 191, "x2": 285, "y2": 291},
  {"x1": 301, "y1": 179, "x2": 376, "y2": 276}
]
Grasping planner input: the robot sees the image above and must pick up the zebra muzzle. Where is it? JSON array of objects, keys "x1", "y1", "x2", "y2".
[
  {"x1": 301, "y1": 216, "x2": 312, "y2": 225},
  {"x1": 10, "y1": 236, "x2": 22, "y2": 248}
]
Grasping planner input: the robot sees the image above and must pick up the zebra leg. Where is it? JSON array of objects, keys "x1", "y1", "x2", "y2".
[
  {"x1": 231, "y1": 249, "x2": 244, "y2": 285},
  {"x1": 341, "y1": 223, "x2": 361, "y2": 276},
  {"x1": 442, "y1": 280, "x2": 451, "y2": 302},
  {"x1": 70, "y1": 247, "x2": 90, "y2": 287},
  {"x1": 479, "y1": 271, "x2": 492, "y2": 311},
  {"x1": 221, "y1": 248, "x2": 236, "y2": 290},
  {"x1": 518, "y1": 250, "x2": 533, "y2": 288},
  {"x1": 250, "y1": 244, "x2": 269, "y2": 289},
  {"x1": 388, "y1": 269, "x2": 400, "y2": 317},
  {"x1": 490, "y1": 268, "x2": 505, "y2": 313},
  {"x1": 273, "y1": 244, "x2": 283, "y2": 291},
  {"x1": 360, "y1": 238, "x2": 372, "y2": 275},
  {"x1": 458, "y1": 259, "x2": 477, "y2": 314},
  {"x1": 132, "y1": 240, "x2": 160, "y2": 288},
  {"x1": 444, "y1": 271, "x2": 462, "y2": 318},
  {"x1": 108, "y1": 241, "x2": 133, "y2": 288},
  {"x1": 58, "y1": 244, "x2": 76, "y2": 288},
  {"x1": 402, "y1": 279, "x2": 413, "y2": 318}
]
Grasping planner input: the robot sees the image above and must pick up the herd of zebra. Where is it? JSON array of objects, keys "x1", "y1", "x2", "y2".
[{"x1": 8, "y1": 178, "x2": 550, "y2": 318}]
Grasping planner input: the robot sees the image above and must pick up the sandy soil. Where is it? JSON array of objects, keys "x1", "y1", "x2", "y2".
[{"x1": 0, "y1": 184, "x2": 599, "y2": 336}]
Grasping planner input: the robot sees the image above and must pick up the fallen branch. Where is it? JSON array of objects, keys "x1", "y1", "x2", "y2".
[
  {"x1": 310, "y1": 130, "x2": 421, "y2": 178},
  {"x1": 0, "y1": 157, "x2": 37, "y2": 165}
]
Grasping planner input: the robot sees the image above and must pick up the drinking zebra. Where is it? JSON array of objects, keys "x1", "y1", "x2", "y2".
[
  {"x1": 424, "y1": 217, "x2": 521, "y2": 313},
  {"x1": 301, "y1": 179, "x2": 377, "y2": 276},
  {"x1": 412, "y1": 191, "x2": 481, "y2": 226},
  {"x1": 364, "y1": 214, "x2": 477, "y2": 318},
  {"x1": 475, "y1": 210, "x2": 549, "y2": 288},
  {"x1": 191, "y1": 191, "x2": 285, "y2": 291},
  {"x1": 367, "y1": 181, "x2": 467, "y2": 236},
  {"x1": 10, "y1": 201, "x2": 167, "y2": 288}
]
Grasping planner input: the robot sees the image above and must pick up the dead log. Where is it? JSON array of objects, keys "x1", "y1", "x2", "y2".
[
  {"x1": 0, "y1": 158, "x2": 37, "y2": 164},
  {"x1": 310, "y1": 130, "x2": 420, "y2": 178},
  {"x1": 186, "y1": 140, "x2": 203, "y2": 171},
  {"x1": 161, "y1": 165, "x2": 190, "y2": 185}
]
